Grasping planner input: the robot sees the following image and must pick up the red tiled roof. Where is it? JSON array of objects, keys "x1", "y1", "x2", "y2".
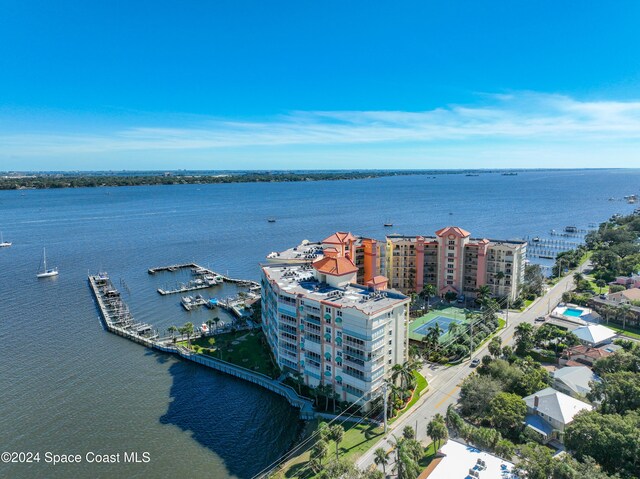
[
  {"x1": 321, "y1": 232, "x2": 356, "y2": 245},
  {"x1": 313, "y1": 256, "x2": 358, "y2": 276},
  {"x1": 435, "y1": 226, "x2": 471, "y2": 238}
]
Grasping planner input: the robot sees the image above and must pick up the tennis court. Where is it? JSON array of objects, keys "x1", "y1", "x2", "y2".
[
  {"x1": 409, "y1": 306, "x2": 466, "y2": 341},
  {"x1": 413, "y1": 316, "x2": 460, "y2": 336}
]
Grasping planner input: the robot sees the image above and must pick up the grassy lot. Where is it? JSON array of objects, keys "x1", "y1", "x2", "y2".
[
  {"x1": 606, "y1": 323, "x2": 640, "y2": 340},
  {"x1": 519, "y1": 298, "x2": 535, "y2": 312},
  {"x1": 390, "y1": 371, "x2": 428, "y2": 424},
  {"x1": 283, "y1": 420, "x2": 384, "y2": 478},
  {"x1": 177, "y1": 330, "x2": 279, "y2": 378},
  {"x1": 418, "y1": 442, "x2": 438, "y2": 468}
]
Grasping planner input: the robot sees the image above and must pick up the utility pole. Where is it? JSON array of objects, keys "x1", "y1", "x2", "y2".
[
  {"x1": 505, "y1": 297, "x2": 510, "y2": 328},
  {"x1": 469, "y1": 317, "x2": 474, "y2": 360},
  {"x1": 383, "y1": 382, "x2": 388, "y2": 434}
]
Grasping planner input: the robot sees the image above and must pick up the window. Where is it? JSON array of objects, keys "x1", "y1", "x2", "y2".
[
  {"x1": 448, "y1": 246, "x2": 454, "y2": 250},
  {"x1": 388, "y1": 330, "x2": 393, "y2": 336},
  {"x1": 388, "y1": 339, "x2": 392, "y2": 345},
  {"x1": 337, "y1": 310, "x2": 342, "y2": 317},
  {"x1": 326, "y1": 365, "x2": 332, "y2": 372},
  {"x1": 447, "y1": 269, "x2": 454, "y2": 274},
  {"x1": 336, "y1": 351, "x2": 342, "y2": 357},
  {"x1": 448, "y1": 240, "x2": 455, "y2": 245},
  {"x1": 325, "y1": 327, "x2": 332, "y2": 335},
  {"x1": 336, "y1": 331, "x2": 342, "y2": 338},
  {"x1": 447, "y1": 274, "x2": 453, "y2": 279},
  {"x1": 448, "y1": 253, "x2": 454, "y2": 258},
  {"x1": 447, "y1": 280, "x2": 453, "y2": 285}
]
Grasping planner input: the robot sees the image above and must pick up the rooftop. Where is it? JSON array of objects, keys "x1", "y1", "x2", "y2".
[
  {"x1": 421, "y1": 439, "x2": 517, "y2": 479},
  {"x1": 572, "y1": 324, "x2": 617, "y2": 345},
  {"x1": 266, "y1": 241, "x2": 323, "y2": 262},
  {"x1": 312, "y1": 255, "x2": 359, "y2": 276},
  {"x1": 553, "y1": 366, "x2": 600, "y2": 394},
  {"x1": 262, "y1": 263, "x2": 409, "y2": 315},
  {"x1": 523, "y1": 387, "x2": 593, "y2": 425}
]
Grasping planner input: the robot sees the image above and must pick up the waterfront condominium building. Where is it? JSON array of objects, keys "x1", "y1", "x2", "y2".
[
  {"x1": 385, "y1": 227, "x2": 527, "y2": 301},
  {"x1": 262, "y1": 233, "x2": 409, "y2": 407}
]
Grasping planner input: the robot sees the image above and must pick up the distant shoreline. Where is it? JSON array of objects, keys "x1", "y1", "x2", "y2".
[{"x1": 0, "y1": 168, "x2": 619, "y2": 190}]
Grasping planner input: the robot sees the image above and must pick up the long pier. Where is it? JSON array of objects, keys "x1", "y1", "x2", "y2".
[
  {"x1": 149, "y1": 262, "x2": 261, "y2": 295},
  {"x1": 88, "y1": 273, "x2": 312, "y2": 419}
]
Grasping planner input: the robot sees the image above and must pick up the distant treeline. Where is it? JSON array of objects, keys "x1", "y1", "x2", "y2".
[{"x1": 0, "y1": 170, "x2": 493, "y2": 190}]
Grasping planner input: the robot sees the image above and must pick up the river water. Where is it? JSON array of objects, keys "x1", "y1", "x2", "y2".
[{"x1": 0, "y1": 169, "x2": 638, "y2": 478}]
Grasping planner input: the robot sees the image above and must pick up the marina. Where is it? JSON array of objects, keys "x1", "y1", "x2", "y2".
[{"x1": 88, "y1": 272, "x2": 313, "y2": 419}]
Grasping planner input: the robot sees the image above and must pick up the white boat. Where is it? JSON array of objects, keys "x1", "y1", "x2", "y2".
[
  {"x1": 0, "y1": 232, "x2": 11, "y2": 247},
  {"x1": 36, "y1": 247, "x2": 59, "y2": 278},
  {"x1": 201, "y1": 323, "x2": 209, "y2": 334}
]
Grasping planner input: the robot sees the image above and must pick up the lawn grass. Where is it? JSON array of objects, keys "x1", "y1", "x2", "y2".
[
  {"x1": 177, "y1": 330, "x2": 279, "y2": 378},
  {"x1": 519, "y1": 298, "x2": 534, "y2": 312},
  {"x1": 282, "y1": 420, "x2": 385, "y2": 478},
  {"x1": 418, "y1": 442, "x2": 438, "y2": 468},
  {"x1": 605, "y1": 323, "x2": 640, "y2": 340}
]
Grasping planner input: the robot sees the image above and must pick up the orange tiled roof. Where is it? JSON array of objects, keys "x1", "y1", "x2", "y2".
[
  {"x1": 313, "y1": 256, "x2": 358, "y2": 276},
  {"x1": 322, "y1": 231, "x2": 356, "y2": 245},
  {"x1": 435, "y1": 226, "x2": 471, "y2": 238}
]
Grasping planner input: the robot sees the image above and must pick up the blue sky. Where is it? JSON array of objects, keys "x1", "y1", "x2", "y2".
[{"x1": 1, "y1": 1, "x2": 640, "y2": 170}]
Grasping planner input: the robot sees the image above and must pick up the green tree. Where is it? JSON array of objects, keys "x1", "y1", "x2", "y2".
[
  {"x1": 494, "y1": 439, "x2": 515, "y2": 460},
  {"x1": 459, "y1": 374, "x2": 503, "y2": 418},
  {"x1": 426, "y1": 413, "x2": 448, "y2": 450},
  {"x1": 402, "y1": 425, "x2": 416, "y2": 440},
  {"x1": 419, "y1": 284, "x2": 437, "y2": 308},
  {"x1": 488, "y1": 336, "x2": 502, "y2": 358},
  {"x1": 514, "y1": 322, "x2": 535, "y2": 356},
  {"x1": 595, "y1": 278, "x2": 607, "y2": 293},
  {"x1": 373, "y1": 447, "x2": 389, "y2": 476},
  {"x1": 587, "y1": 371, "x2": 640, "y2": 414},
  {"x1": 565, "y1": 410, "x2": 640, "y2": 477},
  {"x1": 513, "y1": 442, "x2": 555, "y2": 479},
  {"x1": 444, "y1": 291, "x2": 458, "y2": 303},
  {"x1": 310, "y1": 439, "x2": 328, "y2": 467},
  {"x1": 167, "y1": 325, "x2": 178, "y2": 343},
  {"x1": 392, "y1": 437, "x2": 422, "y2": 479},
  {"x1": 488, "y1": 392, "x2": 526, "y2": 438},
  {"x1": 329, "y1": 424, "x2": 344, "y2": 460},
  {"x1": 180, "y1": 322, "x2": 194, "y2": 348}
]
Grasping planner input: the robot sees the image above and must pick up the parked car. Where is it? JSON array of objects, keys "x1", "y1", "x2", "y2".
[
  {"x1": 535, "y1": 316, "x2": 546, "y2": 322},
  {"x1": 470, "y1": 358, "x2": 480, "y2": 367}
]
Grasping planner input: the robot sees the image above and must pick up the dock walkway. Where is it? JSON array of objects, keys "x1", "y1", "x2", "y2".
[{"x1": 88, "y1": 273, "x2": 312, "y2": 419}]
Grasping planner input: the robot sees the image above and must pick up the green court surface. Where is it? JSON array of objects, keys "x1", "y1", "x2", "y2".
[{"x1": 409, "y1": 306, "x2": 467, "y2": 341}]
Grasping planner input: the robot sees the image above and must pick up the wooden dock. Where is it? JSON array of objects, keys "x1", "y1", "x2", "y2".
[{"x1": 149, "y1": 262, "x2": 261, "y2": 294}]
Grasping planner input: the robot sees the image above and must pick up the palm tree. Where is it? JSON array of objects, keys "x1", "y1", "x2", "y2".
[
  {"x1": 426, "y1": 413, "x2": 448, "y2": 450},
  {"x1": 392, "y1": 361, "x2": 415, "y2": 391},
  {"x1": 476, "y1": 284, "x2": 492, "y2": 305},
  {"x1": 373, "y1": 447, "x2": 389, "y2": 476},
  {"x1": 573, "y1": 272, "x2": 584, "y2": 289},
  {"x1": 595, "y1": 279, "x2": 607, "y2": 294},
  {"x1": 167, "y1": 325, "x2": 178, "y2": 343},
  {"x1": 291, "y1": 371, "x2": 304, "y2": 394},
  {"x1": 310, "y1": 439, "x2": 328, "y2": 467},
  {"x1": 212, "y1": 316, "x2": 221, "y2": 333},
  {"x1": 420, "y1": 284, "x2": 437, "y2": 308},
  {"x1": 181, "y1": 322, "x2": 194, "y2": 348},
  {"x1": 392, "y1": 436, "x2": 421, "y2": 479},
  {"x1": 402, "y1": 425, "x2": 416, "y2": 440},
  {"x1": 329, "y1": 424, "x2": 344, "y2": 460},
  {"x1": 205, "y1": 319, "x2": 214, "y2": 336},
  {"x1": 495, "y1": 271, "x2": 505, "y2": 286}
]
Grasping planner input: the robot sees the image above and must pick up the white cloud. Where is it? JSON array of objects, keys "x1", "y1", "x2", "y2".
[{"x1": 2, "y1": 92, "x2": 640, "y2": 168}]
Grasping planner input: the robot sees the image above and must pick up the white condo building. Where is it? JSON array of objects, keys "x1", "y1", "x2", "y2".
[{"x1": 261, "y1": 233, "x2": 410, "y2": 407}]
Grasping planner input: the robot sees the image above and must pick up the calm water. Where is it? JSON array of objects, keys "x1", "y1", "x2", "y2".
[{"x1": 0, "y1": 169, "x2": 638, "y2": 479}]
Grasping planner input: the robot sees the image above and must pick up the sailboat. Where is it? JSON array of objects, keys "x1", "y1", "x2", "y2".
[
  {"x1": 36, "y1": 247, "x2": 59, "y2": 278},
  {"x1": 0, "y1": 232, "x2": 11, "y2": 247}
]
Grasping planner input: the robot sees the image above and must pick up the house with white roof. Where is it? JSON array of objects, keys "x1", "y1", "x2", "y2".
[
  {"x1": 523, "y1": 387, "x2": 593, "y2": 444},
  {"x1": 552, "y1": 366, "x2": 600, "y2": 399},
  {"x1": 418, "y1": 439, "x2": 517, "y2": 479},
  {"x1": 571, "y1": 324, "x2": 617, "y2": 347}
]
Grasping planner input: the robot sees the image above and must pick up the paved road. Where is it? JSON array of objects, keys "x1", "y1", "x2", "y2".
[{"x1": 357, "y1": 263, "x2": 589, "y2": 472}]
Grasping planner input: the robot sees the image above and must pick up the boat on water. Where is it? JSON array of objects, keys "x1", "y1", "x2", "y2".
[
  {"x1": 384, "y1": 221, "x2": 393, "y2": 227},
  {"x1": 36, "y1": 247, "x2": 59, "y2": 278},
  {"x1": 0, "y1": 232, "x2": 11, "y2": 247},
  {"x1": 268, "y1": 218, "x2": 276, "y2": 223},
  {"x1": 502, "y1": 172, "x2": 518, "y2": 176},
  {"x1": 201, "y1": 323, "x2": 209, "y2": 335}
]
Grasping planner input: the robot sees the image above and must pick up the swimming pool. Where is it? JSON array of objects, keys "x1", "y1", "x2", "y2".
[{"x1": 563, "y1": 308, "x2": 584, "y2": 317}]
